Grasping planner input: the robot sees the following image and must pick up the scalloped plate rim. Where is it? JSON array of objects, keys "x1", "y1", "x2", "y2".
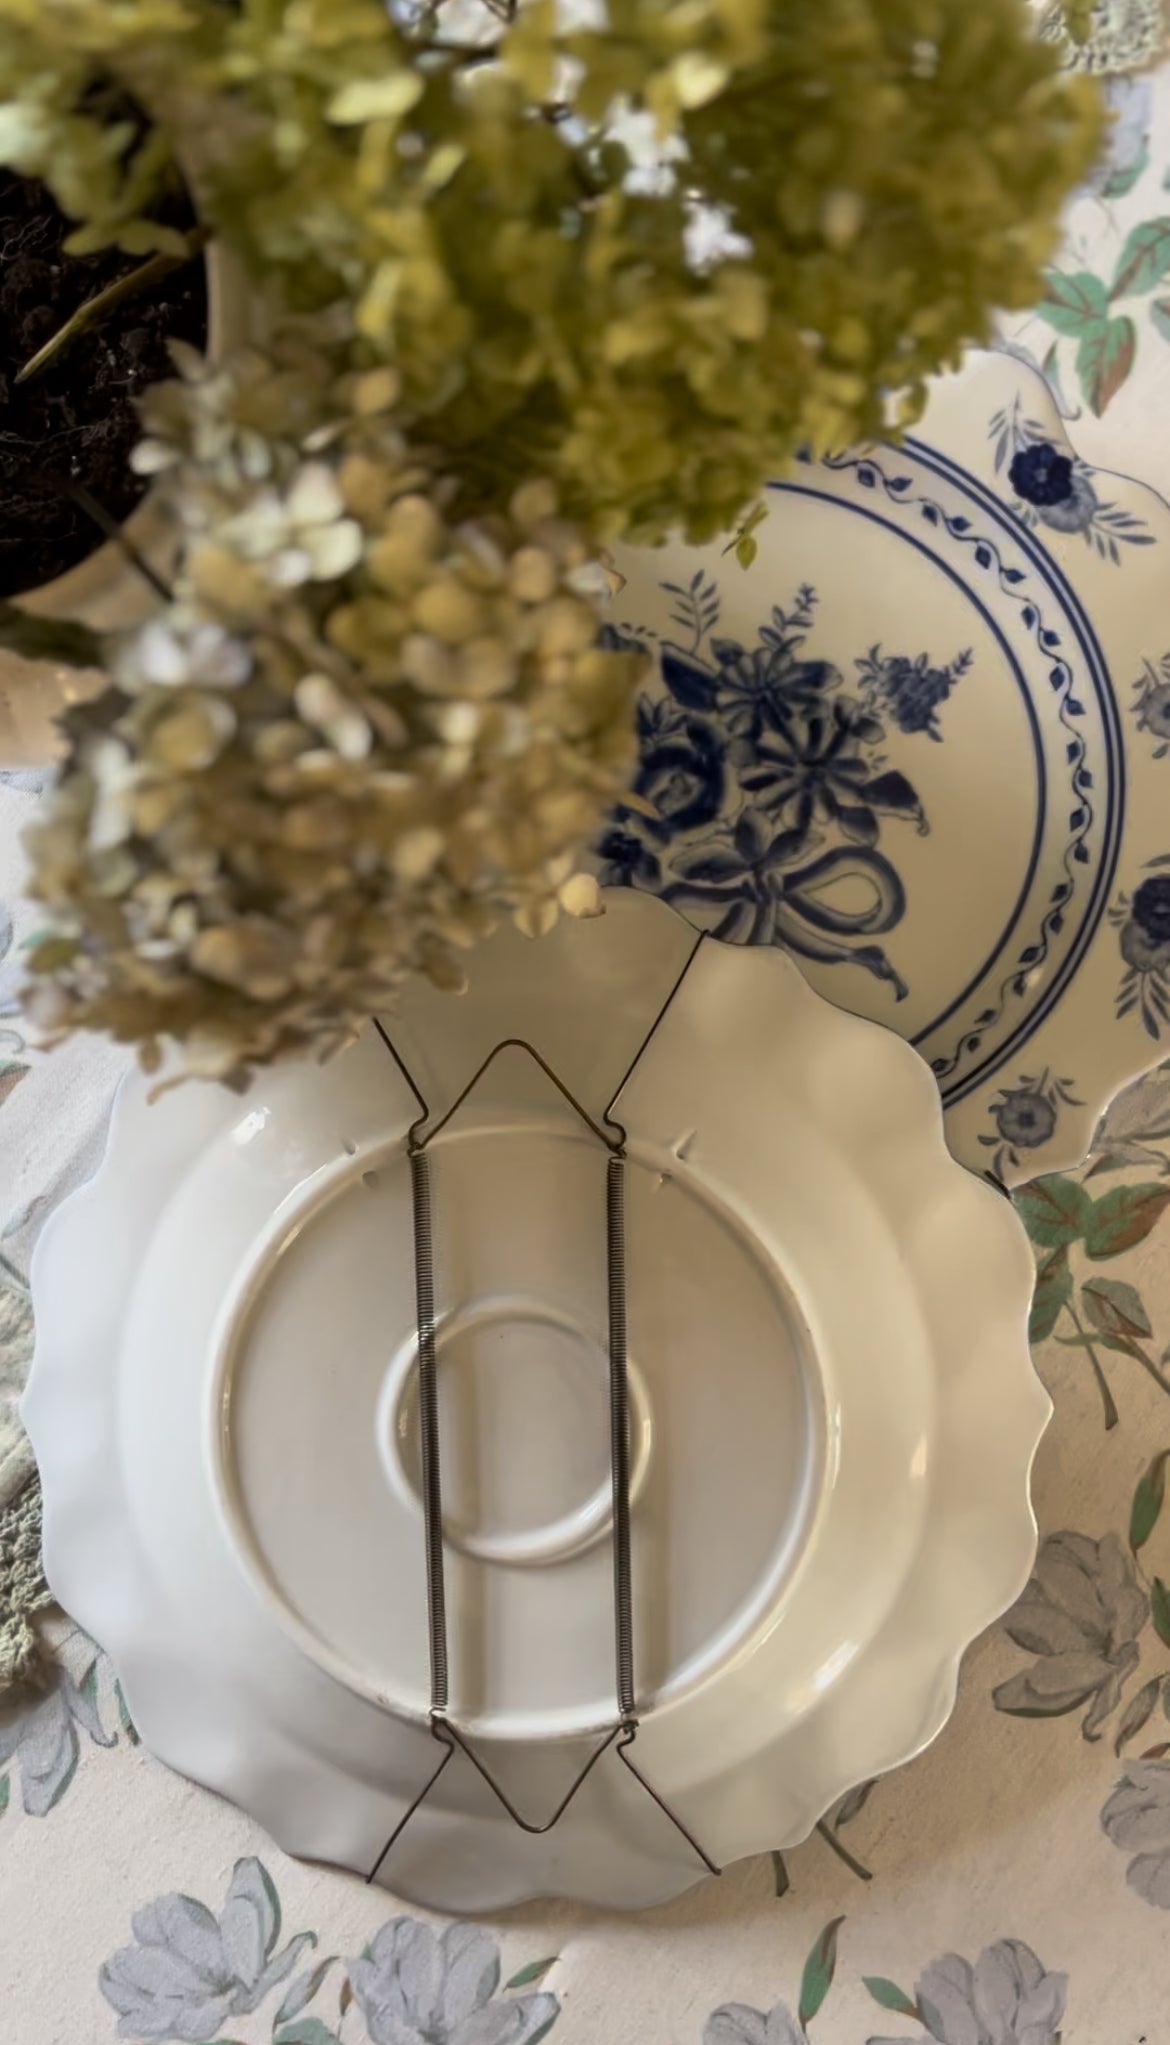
[{"x1": 24, "y1": 892, "x2": 1046, "y2": 1908}]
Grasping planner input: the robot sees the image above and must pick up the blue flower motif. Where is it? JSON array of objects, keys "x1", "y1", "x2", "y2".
[
  {"x1": 631, "y1": 697, "x2": 726, "y2": 840},
  {"x1": 980, "y1": 1068, "x2": 1081, "y2": 1176},
  {"x1": 663, "y1": 807, "x2": 811, "y2": 944},
  {"x1": 1133, "y1": 656, "x2": 1170, "y2": 753},
  {"x1": 993, "y1": 401, "x2": 1147, "y2": 557},
  {"x1": 1139, "y1": 681, "x2": 1170, "y2": 742},
  {"x1": 595, "y1": 823, "x2": 661, "y2": 890},
  {"x1": 1133, "y1": 874, "x2": 1170, "y2": 945},
  {"x1": 1035, "y1": 469, "x2": 1100, "y2": 536},
  {"x1": 1120, "y1": 874, "x2": 1170, "y2": 979},
  {"x1": 1008, "y1": 442, "x2": 1074, "y2": 508},
  {"x1": 992, "y1": 1086, "x2": 1057, "y2": 1150},
  {"x1": 738, "y1": 699, "x2": 923, "y2": 847},
  {"x1": 1121, "y1": 930, "x2": 1168, "y2": 972},
  {"x1": 712, "y1": 641, "x2": 840, "y2": 742},
  {"x1": 659, "y1": 587, "x2": 841, "y2": 745},
  {"x1": 1007, "y1": 438, "x2": 1099, "y2": 536},
  {"x1": 855, "y1": 645, "x2": 973, "y2": 742},
  {"x1": 1112, "y1": 868, "x2": 1170, "y2": 1037}
]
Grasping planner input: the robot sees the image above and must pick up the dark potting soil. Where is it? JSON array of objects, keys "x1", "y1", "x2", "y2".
[{"x1": 0, "y1": 164, "x2": 208, "y2": 600}]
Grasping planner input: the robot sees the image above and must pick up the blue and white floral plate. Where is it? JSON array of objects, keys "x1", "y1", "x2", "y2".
[{"x1": 598, "y1": 349, "x2": 1170, "y2": 1186}]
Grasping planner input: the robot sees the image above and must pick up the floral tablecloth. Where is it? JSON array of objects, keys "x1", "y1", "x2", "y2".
[{"x1": 9, "y1": 59, "x2": 1170, "y2": 2045}]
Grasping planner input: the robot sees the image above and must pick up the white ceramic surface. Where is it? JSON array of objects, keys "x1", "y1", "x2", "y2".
[
  {"x1": 599, "y1": 348, "x2": 1170, "y2": 1184},
  {"x1": 0, "y1": 660, "x2": 106, "y2": 773},
  {"x1": 25, "y1": 891, "x2": 1044, "y2": 1910}
]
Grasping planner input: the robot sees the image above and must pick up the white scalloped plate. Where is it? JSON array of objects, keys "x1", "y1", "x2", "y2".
[
  {"x1": 598, "y1": 347, "x2": 1170, "y2": 1186},
  {"x1": 25, "y1": 890, "x2": 1043, "y2": 1910}
]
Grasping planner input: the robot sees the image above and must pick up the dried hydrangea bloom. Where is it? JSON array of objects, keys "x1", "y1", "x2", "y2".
[
  {"x1": 0, "y1": 0, "x2": 1101, "y2": 545},
  {"x1": 22, "y1": 333, "x2": 645, "y2": 1084}
]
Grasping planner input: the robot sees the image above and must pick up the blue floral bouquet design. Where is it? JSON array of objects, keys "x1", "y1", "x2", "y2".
[{"x1": 597, "y1": 577, "x2": 971, "y2": 997}]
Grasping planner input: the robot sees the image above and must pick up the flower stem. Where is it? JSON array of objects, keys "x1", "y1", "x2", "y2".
[
  {"x1": 1123, "y1": 1337, "x2": 1170, "y2": 1403},
  {"x1": 16, "y1": 225, "x2": 210, "y2": 387},
  {"x1": 1067, "y1": 1302, "x2": 1119, "y2": 1430},
  {"x1": 63, "y1": 481, "x2": 173, "y2": 604},
  {"x1": 814, "y1": 1819, "x2": 872, "y2": 1883}
]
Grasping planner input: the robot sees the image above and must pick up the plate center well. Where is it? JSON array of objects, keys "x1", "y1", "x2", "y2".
[
  {"x1": 379, "y1": 1296, "x2": 654, "y2": 1566},
  {"x1": 214, "y1": 1118, "x2": 825, "y2": 1736}
]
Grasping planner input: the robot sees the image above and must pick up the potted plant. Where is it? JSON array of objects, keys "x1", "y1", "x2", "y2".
[
  {"x1": 0, "y1": 68, "x2": 250, "y2": 639},
  {"x1": 0, "y1": 0, "x2": 1100, "y2": 1081},
  {"x1": 0, "y1": 62, "x2": 250, "y2": 761}
]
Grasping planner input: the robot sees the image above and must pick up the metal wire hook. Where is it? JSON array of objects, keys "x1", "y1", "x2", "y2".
[{"x1": 365, "y1": 931, "x2": 719, "y2": 1882}]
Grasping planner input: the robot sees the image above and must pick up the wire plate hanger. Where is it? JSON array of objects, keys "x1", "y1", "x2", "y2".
[{"x1": 366, "y1": 937, "x2": 721, "y2": 1884}]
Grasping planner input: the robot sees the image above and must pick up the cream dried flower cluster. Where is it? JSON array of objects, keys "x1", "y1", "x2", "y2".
[
  {"x1": 23, "y1": 330, "x2": 644, "y2": 1083},
  {"x1": 0, "y1": 0, "x2": 1103, "y2": 1077}
]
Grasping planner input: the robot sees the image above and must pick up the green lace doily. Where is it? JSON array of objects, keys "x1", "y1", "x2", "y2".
[
  {"x1": 0, "y1": 1478, "x2": 50, "y2": 1689},
  {"x1": 1037, "y1": 0, "x2": 1168, "y2": 74}
]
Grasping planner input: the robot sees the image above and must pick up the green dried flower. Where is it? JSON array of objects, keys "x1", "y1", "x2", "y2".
[
  {"x1": 0, "y1": 0, "x2": 1102, "y2": 546},
  {"x1": 1, "y1": 0, "x2": 1105, "y2": 1077}
]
